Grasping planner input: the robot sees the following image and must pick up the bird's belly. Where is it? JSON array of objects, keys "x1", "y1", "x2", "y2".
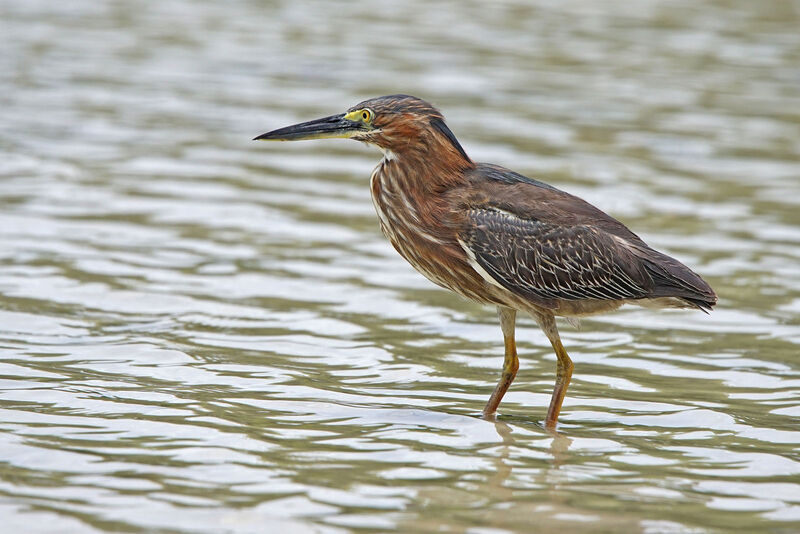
[
  {"x1": 378, "y1": 217, "x2": 471, "y2": 295},
  {"x1": 370, "y1": 174, "x2": 493, "y2": 304}
]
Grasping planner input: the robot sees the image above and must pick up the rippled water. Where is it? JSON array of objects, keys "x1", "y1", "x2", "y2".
[{"x1": 1, "y1": 1, "x2": 799, "y2": 532}]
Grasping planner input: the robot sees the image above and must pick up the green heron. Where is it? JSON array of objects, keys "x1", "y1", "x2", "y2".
[{"x1": 255, "y1": 95, "x2": 716, "y2": 430}]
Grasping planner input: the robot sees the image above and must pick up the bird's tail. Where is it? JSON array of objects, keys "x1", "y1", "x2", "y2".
[{"x1": 637, "y1": 248, "x2": 717, "y2": 312}]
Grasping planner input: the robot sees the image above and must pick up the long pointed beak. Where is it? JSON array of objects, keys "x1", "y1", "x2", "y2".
[{"x1": 253, "y1": 113, "x2": 364, "y2": 142}]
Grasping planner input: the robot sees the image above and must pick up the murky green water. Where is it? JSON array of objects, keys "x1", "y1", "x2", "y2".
[{"x1": 1, "y1": 1, "x2": 799, "y2": 532}]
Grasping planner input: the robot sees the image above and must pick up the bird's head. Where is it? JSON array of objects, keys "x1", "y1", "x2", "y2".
[{"x1": 255, "y1": 94, "x2": 471, "y2": 164}]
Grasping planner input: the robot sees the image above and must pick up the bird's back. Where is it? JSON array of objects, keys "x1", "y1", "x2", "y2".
[{"x1": 446, "y1": 163, "x2": 717, "y2": 314}]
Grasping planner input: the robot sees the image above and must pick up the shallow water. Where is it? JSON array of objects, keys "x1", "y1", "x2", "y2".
[{"x1": 1, "y1": 0, "x2": 799, "y2": 532}]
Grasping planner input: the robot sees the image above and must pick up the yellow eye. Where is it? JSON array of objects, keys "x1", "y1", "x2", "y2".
[{"x1": 344, "y1": 108, "x2": 374, "y2": 123}]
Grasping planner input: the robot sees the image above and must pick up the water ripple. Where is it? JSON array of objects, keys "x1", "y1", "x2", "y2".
[{"x1": 1, "y1": 0, "x2": 799, "y2": 532}]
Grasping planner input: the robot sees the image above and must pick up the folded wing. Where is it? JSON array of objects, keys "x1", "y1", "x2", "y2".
[
  {"x1": 454, "y1": 164, "x2": 717, "y2": 312},
  {"x1": 462, "y1": 208, "x2": 653, "y2": 303}
]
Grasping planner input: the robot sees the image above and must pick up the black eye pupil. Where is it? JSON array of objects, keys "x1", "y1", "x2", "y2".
[{"x1": 363, "y1": 112, "x2": 368, "y2": 119}]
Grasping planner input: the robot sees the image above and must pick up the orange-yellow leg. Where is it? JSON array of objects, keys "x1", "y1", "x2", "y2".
[
  {"x1": 537, "y1": 313, "x2": 574, "y2": 430},
  {"x1": 483, "y1": 307, "x2": 518, "y2": 416}
]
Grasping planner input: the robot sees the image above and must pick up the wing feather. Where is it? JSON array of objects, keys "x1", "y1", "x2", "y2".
[{"x1": 462, "y1": 208, "x2": 653, "y2": 303}]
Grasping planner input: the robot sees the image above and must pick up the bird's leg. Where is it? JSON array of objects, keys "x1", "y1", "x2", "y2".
[
  {"x1": 536, "y1": 313, "x2": 574, "y2": 431},
  {"x1": 483, "y1": 306, "x2": 518, "y2": 417}
]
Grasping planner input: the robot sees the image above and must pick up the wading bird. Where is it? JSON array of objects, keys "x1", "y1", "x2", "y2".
[{"x1": 255, "y1": 95, "x2": 716, "y2": 430}]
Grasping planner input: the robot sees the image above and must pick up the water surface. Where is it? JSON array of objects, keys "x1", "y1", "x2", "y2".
[{"x1": 1, "y1": 1, "x2": 799, "y2": 532}]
